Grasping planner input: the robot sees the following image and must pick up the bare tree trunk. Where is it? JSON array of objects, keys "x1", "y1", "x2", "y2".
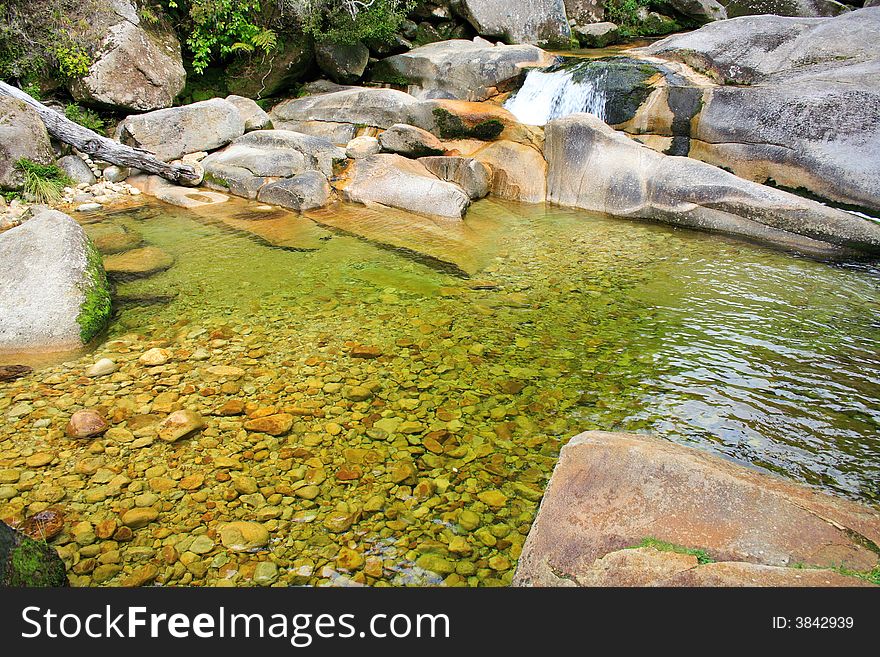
[{"x1": 0, "y1": 81, "x2": 200, "y2": 185}]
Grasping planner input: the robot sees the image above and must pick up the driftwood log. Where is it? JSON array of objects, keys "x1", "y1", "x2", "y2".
[{"x1": 0, "y1": 81, "x2": 199, "y2": 185}]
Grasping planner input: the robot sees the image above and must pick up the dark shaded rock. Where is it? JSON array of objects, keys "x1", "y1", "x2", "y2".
[
  {"x1": 227, "y1": 38, "x2": 314, "y2": 98},
  {"x1": 315, "y1": 42, "x2": 370, "y2": 84},
  {"x1": 0, "y1": 364, "x2": 31, "y2": 382},
  {"x1": 0, "y1": 520, "x2": 68, "y2": 587},
  {"x1": 572, "y1": 22, "x2": 620, "y2": 48}
]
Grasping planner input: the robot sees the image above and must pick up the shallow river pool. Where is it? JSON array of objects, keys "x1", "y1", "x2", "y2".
[{"x1": 1, "y1": 197, "x2": 878, "y2": 586}]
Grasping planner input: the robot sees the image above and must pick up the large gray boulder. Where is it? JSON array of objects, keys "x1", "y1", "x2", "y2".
[
  {"x1": 453, "y1": 0, "x2": 572, "y2": 46},
  {"x1": 315, "y1": 42, "x2": 370, "y2": 84},
  {"x1": 257, "y1": 171, "x2": 332, "y2": 211},
  {"x1": 0, "y1": 98, "x2": 55, "y2": 190},
  {"x1": 224, "y1": 95, "x2": 272, "y2": 132},
  {"x1": 373, "y1": 39, "x2": 554, "y2": 101},
  {"x1": 544, "y1": 113, "x2": 880, "y2": 252},
  {"x1": 514, "y1": 431, "x2": 880, "y2": 587},
  {"x1": 665, "y1": 0, "x2": 728, "y2": 22},
  {"x1": 379, "y1": 124, "x2": 445, "y2": 157},
  {"x1": 0, "y1": 210, "x2": 111, "y2": 351},
  {"x1": 69, "y1": 0, "x2": 185, "y2": 111},
  {"x1": 418, "y1": 156, "x2": 491, "y2": 199},
  {"x1": 57, "y1": 155, "x2": 96, "y2": 186},
  {"x1": 637, "y1": 9, "x2": 880, "y2": 212},
  {"x1": 116, "y1": 98, "x2": 245, "y2": 161},
  {"x1": 270, "y1": 87, "x2": 420, "y2": 130},
  {"x1": 721, "y1": 0, "x2": 850, "y2": 18},
  {"x1": 202, "y1": 130, "x2": 343, "y2": 201},
  {"x1": 340, "y1": 154, "x2": 471, "y2": 218}
]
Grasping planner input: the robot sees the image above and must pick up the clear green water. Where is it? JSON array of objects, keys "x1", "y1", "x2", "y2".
[{"x1": 2, "y1": 197, "x2": 878, "y2": 586}]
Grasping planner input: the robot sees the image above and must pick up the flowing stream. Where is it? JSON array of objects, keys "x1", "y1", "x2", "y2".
[{"x1": 504, "y1": 62, "x2": 608, "y2": 126}]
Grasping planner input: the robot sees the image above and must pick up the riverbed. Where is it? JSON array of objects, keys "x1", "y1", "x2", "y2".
[{"x1": 1, "y1": 197, "x2": 878, "y2": 586}]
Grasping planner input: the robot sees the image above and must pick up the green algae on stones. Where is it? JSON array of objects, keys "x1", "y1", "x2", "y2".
[
  {"x1": 432, "y1": 108, "x2": 504, "y2": 141},
  {"x1": 0, "y1": 520, "x2": 67, "y2": 587},
  {"x1": 76, "y1": 238, "x2": 112, "y2": 344}
]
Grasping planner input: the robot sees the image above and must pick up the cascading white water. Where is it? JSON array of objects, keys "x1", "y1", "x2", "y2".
[{"x1": 503, "y1": 65, "x2": 608, "y2": 126}]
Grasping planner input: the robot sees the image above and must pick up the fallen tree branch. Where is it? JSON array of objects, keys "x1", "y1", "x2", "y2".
[{"x1": 0, "y1": 81, "x2": 200, "y2": 185}]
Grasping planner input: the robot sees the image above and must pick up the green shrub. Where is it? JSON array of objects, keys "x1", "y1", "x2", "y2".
[
  {"x1": 604, "y1": 0, "x2": 650, "y2": 37},
  {"x1": 155, "y1": 0, "x2": 278, "y2": 73},
  {"x1": 14, "y1": 159, "x2": 71, "y2": 204},
  {"x1": 295, "y1": 0, "x2": 415, "y2": 46},
  {"x1": 0, "y1": 1, "x2": 96, "y2": 84},
  {"x1": 64, "y1": 104, "x2": 106, "y2": 134}
]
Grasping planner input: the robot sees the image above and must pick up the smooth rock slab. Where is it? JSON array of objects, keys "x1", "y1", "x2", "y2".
[
  {"x1": 270, "y1": 87, "x2": 420, "y2": 130},
  {"x1": 256, "y1": 171, "x2": 331, "y2": 212},
  {"x1": 116, "y1": 98, "x2": 245, "y2": 161},
  {"x1": 544, "y1": 113, "x2": 880, "y2": 252},
  {"x1": 379, "y1": 124, "x2": 445, "y2": 157},
  {"x1": 418, "y1": 156, "x2": 491, "y2": 199},
  {"x1": 339, "y1": 153, "x2": 470, "y2": 219},
  {"x1": 514, "y1": 431, "x2": 880, "y2": 586},
  {"x1": 103, "y1": 246, "x2": 175, "y2": 279}
]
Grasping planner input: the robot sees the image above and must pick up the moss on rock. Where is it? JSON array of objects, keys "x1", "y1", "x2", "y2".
[
  {"x1": 0, "y1": 520, "x2": 67, "y2": 587},
  {"x1": 432, "y1": 108, "x2": 504, "y2": 141},
  {"x1": 76, "y1": 237, "x2": 111, "y2": 344}
]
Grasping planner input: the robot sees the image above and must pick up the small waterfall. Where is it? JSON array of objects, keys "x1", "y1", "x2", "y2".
[{"x1": 504, "y1": 64, "x2": 608, "y2": 126}]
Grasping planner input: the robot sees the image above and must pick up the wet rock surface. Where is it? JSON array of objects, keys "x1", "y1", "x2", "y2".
[{"x1": 515, "y1": 432, "x2": 880, "y2": 587}]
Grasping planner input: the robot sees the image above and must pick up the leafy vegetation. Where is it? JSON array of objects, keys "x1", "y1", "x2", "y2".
[
  {"x1": 64, "y1": 103, "x2": 105, "y2": 134},
  {"x1": 0, "y1": 0, "x2": 96, "y2": 85},
  {"x1": 150, "y1": 0, "x2": 413, "y2": 74},
  {"x1": 296, "y1": 0, "x2": 414, "y2": 47},
  {"x1": 14, "y1": 159, "x2": 71, "y2": 204},
  {"x1": 603, "y1": 0, "x2": 680, "y2": 38},
  {"x1": 632, "y1": 537, "x2": 715, "y2": 564}
]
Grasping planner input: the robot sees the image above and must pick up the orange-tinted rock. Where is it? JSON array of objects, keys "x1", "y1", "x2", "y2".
[
  {"x1": 243, "y1": 413, "x2": 293, "y2": 436},
  {"x1": 20, "y1": 509, "x2": 65, "y2": 540},
  {"x1": 515, "y1": 431, "x2": 880, "y2": 587},
  {"x1": 350, "y1": 345, "x2": 382, "y2": 359},
  {"x1": 65, "y1": 410, "x2": 109, "y2": 439}
]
